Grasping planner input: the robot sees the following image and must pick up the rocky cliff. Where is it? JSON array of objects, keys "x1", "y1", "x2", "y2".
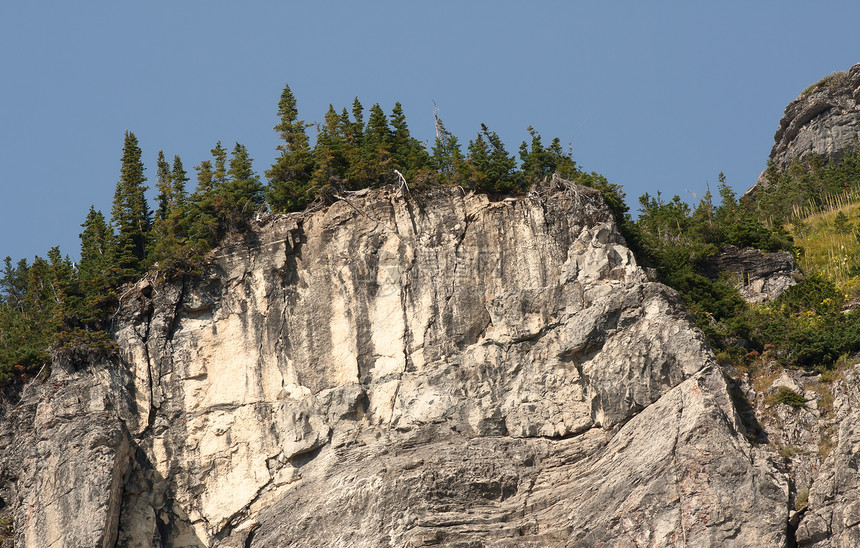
[
  {"x1": 1, "y1": 179, "x2": 793, "y2": 546},
  {"x1": 700, "y1": 245, "x2": 800, "y2": 303},
  {"x1": 751, "y1": 63, "x2": 860, "y2": 192}
]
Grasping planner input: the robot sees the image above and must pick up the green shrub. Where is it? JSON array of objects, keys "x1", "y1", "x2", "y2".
[{"x1": 766, "y1": 386, "x2": 808, "y2": 408}]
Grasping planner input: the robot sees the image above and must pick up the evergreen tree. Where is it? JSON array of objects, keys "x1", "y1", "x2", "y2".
[
  {"x1": 388, "y1": 102, "x2": 429, "y2": 179},
  {"x1": 350, "y1": 97, "x2": 365, "y2": 140},
  {"x1": 211, "y1": 141, "x2": 228, "y2": 187},
  {"x1": 466, "y1": 124, "x2": 521, "y2": 192},
  {"x1": 467, "y1": 133, "x2": 491, "y2": 188},
  {"x1": 110, "y1": 131, "x2": 151, "y2": 277},
  {"x1": 715, "y1": 173, "x2": 738, "y2": 225},
  {"x1": 78, "y1": 206, "x2": 117, "y2": 325},
  {"x1": 194, "y1": 159, "x2": 214, "y2": 195},
  {"x1": 188, "y1": 159, "x2": 220, "y2": 250},
  {"x1": 344, "y1": 98, "x2": 372, "y2": 187},
  {"x1": 226, "y1": 142, "x2": 263, "y2": 210},
  {"x1": 366, "y1": 103, "x2": 390, "y2": 146},
  {"x1": 265, "y1": 83, "x2": 316, "y2": 211},
  {"x1": 171, "y1": 155, "x2": 189, "y2": 207},
  {"x1": 312, "y1": 105, "x2": 349, "y2": 190},
  {"x1": 545, "y1": 138, "x2": 578, "y2": 179},
  {"x1": 45, "y1": 246, "x2": 77, "y2": 333},
  {"x1": 341, "y1": 100, "x2": 388, "y2": 187},
  {"x1": 518, "y1": 127, "x2": 578, "y2": 183},
  {"x1": 79, "y1": 207, "x2": 114, "y2": 281},
  {"x1": 1, "y1": 257, "x2": 28, "y2": 313},
  {"x1": 430, "y1": 116, "x2": 465, "y2": 184},
  {"x1": 214, "y1": 143, "x2": 264, "y2": 232},
  {"x1": 519, "y1": 127, "x2": 547, "y2": 182},
  {"x1": 149, "y1": 153, "x2": 190, "y2": 267},
  {"x1": 359, "y1": 103, "x2": 393, "y2": 185},
  {"x1": 154, "y1": 150, "x2": 172, "y2": 221}
]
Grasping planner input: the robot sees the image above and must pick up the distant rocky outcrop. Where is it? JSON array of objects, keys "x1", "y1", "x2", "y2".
[
  {"x1": 701, "y1": 245, "x2": 800, "y2": 303},
  {"x1": 0, "y1": 180, "x2": 791, "y2": 546},
  {"x1": 750, "y1": 63, "x2": 860, "y2": 194}
]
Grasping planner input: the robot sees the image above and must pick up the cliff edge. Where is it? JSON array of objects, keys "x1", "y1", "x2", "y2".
[{"x1": 1, "y1": 179, "x2": 789, "y2": 546}]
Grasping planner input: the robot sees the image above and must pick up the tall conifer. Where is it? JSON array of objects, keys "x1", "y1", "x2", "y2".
[
  {"x1": 110, "y1": 131, "x2": 151, "y2": 277},
  {"x1": 388, "y1": 102, "x2": 428, "y2": 179},
  {"x1": 171, "y1": 155, "x2": 188, "y2": 207},
  {"x1": 266, "y1": 84, "x2": 315, "y2": 211},
  {"x1": 211, "y1": 141, "x2": 228, "y2": 187},
  {"x1": 187, "y1": 160, "x2": 219, "y2": 250},
  {"x1": 155, "y1": 150, "x2": 172, "y2": 221}
]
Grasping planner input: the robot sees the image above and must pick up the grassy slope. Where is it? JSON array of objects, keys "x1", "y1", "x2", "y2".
[{"x1": 790, "y1": 202, "x2": 860, "y2": 296}]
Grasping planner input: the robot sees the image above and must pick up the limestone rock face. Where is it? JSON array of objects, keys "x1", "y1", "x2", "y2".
[
  {"x1": 0, "y1": 352, "x2": 134, "y2": 548},
  {"x1": 2, "y1": 181, "x2": 789, "y2": 546},
  {"x1": 700, "y1": 245, "x2": 800, "y2": 303},
  {"x1": 751, "y1": 63, "x2": 860, "y2": 193}
]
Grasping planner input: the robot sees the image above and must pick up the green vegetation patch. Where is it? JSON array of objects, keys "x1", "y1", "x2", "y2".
[
  {"x1": 766, "y1": 386, "x2": 809, "y2": 408},
  {"x1": 0, "y1": 84, "x2": 628, "y2": 385}
]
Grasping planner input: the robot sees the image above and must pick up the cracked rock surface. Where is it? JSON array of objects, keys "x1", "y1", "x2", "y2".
[
  {"x1": 700, "y1": 245, "x2": 800, "y2": 303},
  {"x1": 2, "y1": 181, "x2": 788, "y2": 546},
  {"x1": 795, "y1": 364, "x2": 860, "y2": 547}
]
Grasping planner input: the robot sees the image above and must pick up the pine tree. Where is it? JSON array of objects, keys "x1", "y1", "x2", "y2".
[
  {"x1": 78, "y1": 206, "x2": 117, "y2": 323},
  {"x1": 45, "y1": 246, "x2": 77, "y2": 333},
  {"x1": 110, "y1": 131, "x2": 151, "y2": 277},
  {"x1": 430, "y1": 116, "x2": 465, "y2": 184},
  {"x1": 344, "y1": 98, "x2": 372, "y2": 187},
  {"x1": 194, "y1": 159, "x2": 214, "y2": 195},
  {"x1": 389, "y1": 102, "x2": 411, "y2": 170},
  {"x1": 216, "y1": 143, "x2": 263, "y2": 232},
  {"x1": 359, "y1": 103, "x2": 393, "y2": 186},
  {"x1": 350, "y1": 97, "x2": 365, "y2": 140},
  {"x1": 715, "y1": 172, "x2": 737, "y2": 225},
  {"x1": 149, "y1": 153, "x2": 191, "y2": 267},
  {"x1": 171, "y1": 155, "x2": 189, "y2": 208},
  {"x1": 1, "y1": 257, "x2": 28, "y2": 313},
  {"x1": 312, "y1": 105, "x2": 349, "y2": 191},
  {"x1": 79, "y1": 207, "x2": 114, "y2": 281},
  {"x1": 154, "y1": 150, "x2": 172, "y2": 221},
  {"x1": 211, "y1": 141, "x2": 228, "y2": 187},
  {"x1": 546, "y1": 137, "x2": 578, "y2": 179},
  {"x1": 227, "y1": 142, "x2": 263, "y2": 208},
  {"x1": 466, "y1": 132, "x2": 491, "y2": 189},
  {"x1": 265, "y1": 83, "x2": 316, "y2": 211},
  {"x1": 367, "y1": 103, "x2": 390, "y2": 146},
  {"x1": 519, "y1": 127, "x2": 545, "y2": 182},
  {"x1": 188, "y1": 159, "x2": 220, "y2": 251},
  {"x1": 466, "y1": 125, "x2": 521, "y2": 192},
  {"x1": 388, "y1": 102, "x2": 429, "y2": 180}
]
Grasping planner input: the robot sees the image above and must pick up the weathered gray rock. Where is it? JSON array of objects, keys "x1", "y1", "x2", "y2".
[
  {"x1": 248, "y1": 365, "x2": 787, "y2": 547},
  {"x1": 3, "y1": 180, "x2": 791, "y2": 546},
  {"x1": 701, "y1": 245, "x2": 800, "y2": 303},
  {"x1": 4, "y1": 350, "x2": 133, "y2": 548},
  {"x1": 795, "y1": 364, "x2": 860, "y2": 547},
  {"x1": 750, "y1": 63, "x2": 860, "y2": 193}
]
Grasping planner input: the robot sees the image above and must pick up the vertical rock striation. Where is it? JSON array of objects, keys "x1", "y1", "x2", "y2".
[{"x1": 2, "y1": 179, "x2": 789, "y2": 546}]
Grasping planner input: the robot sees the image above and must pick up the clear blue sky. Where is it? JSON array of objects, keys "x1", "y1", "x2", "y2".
[{"x1": 2, "y1": 1, "x2": 859, "y2": 262}]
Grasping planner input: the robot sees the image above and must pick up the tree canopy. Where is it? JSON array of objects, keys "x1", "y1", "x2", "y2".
[{"x1": 0, "y1": 82, "x2": 695, "y2": 384}]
